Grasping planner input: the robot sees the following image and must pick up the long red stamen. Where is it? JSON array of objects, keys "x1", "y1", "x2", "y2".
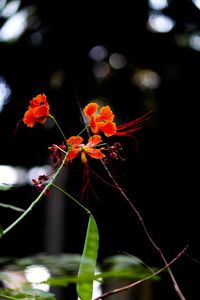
[
  {"x1": 116, "y1": 110, "x2": 152, "y2": 136},
  {"x1": 79, "y1": 162, "x2": 101, "y2": 202}
]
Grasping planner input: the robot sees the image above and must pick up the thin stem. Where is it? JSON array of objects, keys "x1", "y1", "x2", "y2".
[
  {"x1": 76, "y1": 98, "x2": 186, "y2": 300},
  {"x1": 53, "y1": 144, "x2": 67, "y2": 154},
  {"x1": 100, "y1": 160, "x2": 186, "y2": 300},
  {"x1": 2, "y1": 150, "x2": 68, "y2": 237},
  {"x1": 93, "y1": 245, "x2": 188, "y2": 300},
  {"x1": 2, "y1": 117, "x2": 91, "y2": 237},
  {"x1": 51, "y1": 183, "x2": 91, "y2": 215},
  {"x1": 49, "y1": 114, "x2": 67, "y2": 141}
]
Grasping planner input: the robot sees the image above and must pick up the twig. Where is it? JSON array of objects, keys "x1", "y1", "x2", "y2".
[
  {"x1": 77, "y1": 98, "x2": 187, "y2": 300},
  {"x1": 93, "y1": 245, "x2": 188, "y2": 300}
]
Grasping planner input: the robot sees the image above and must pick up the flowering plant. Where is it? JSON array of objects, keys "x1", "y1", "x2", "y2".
[{"x1": 0, "y1": 94, "x2": 187, "y2": 300}]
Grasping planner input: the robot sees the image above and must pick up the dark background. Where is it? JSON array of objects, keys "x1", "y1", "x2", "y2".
[{"x1": 0, "y1": 1, "x2": 200, "y2": 299}]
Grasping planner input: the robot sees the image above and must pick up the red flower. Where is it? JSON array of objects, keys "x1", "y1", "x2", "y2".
[
  {"x1": 83, "y1": 102, "x2": 151, "y2": 138},
  {"x1": 66, "y1": 135, "x2": 105, "y2": 163},
  {"x1": 23, "y1": 94, "x2": 50, "y2": 127},
  {"x1": 83, "y1": 103, "x2": 117, "y2": 137}
]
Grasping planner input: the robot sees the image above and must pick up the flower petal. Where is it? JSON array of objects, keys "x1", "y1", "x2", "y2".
[
  {"x1": 29, "y1": 94, "x2": 48, "y2": 109},
  {"x1": 98, "y1": 105, "x2": 115, "y2": 122},
  {"x1": 67, "y1": 136, "x2": 83, "y2": 146},
  {"x1": 66, "y1": 150, "x2": 80, "y2": 161},
  {"x1": 83, "y1": 102, "x2": 99, "y2": 117},
  {"x1": 90, "y1": 115, "x2": 99, "y2": 134},
  {"x1": 23, "y1": 109, "x2": 35, "y2": 127},
  {"x1": 88, "y1": 135, "x2": 102, "y2": 146},
  {"x1": 88, "y1": 149, "x2": 105, "y2": 159},
  {"x1": 34, "y1": 105, "x2": 50, "y2": 118},
  {"x1": 23, "y1": 94, "x2": 50, "y2": 128},
  {"x1": 98, "y1": 121, "x2": 117, "y2": 137}
]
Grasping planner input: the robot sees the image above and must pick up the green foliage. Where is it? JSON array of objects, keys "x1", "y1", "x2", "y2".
[
  {"x1": 0, "y1": 183, "x2": 13, "y2": 191},
  {"x1": 99, "y1": 254, "x2": 160, "y2": 281},
  {"x1": 77, "y1": 215, "x2": 99, "y2": 300},
  {"x1": 13, "y1": 253, "x2": 82, "y2": 276},
  {"x1": 0, "y1": 202, "x2": 25, "y2": 212},
  {"x1": 0, "y1": 252, "x2": 160, "y2": 299},
  {"x1": 0, "y1": 225, "x2": 3, "y2": 238},
  {"x1": 0, "y1": 288, "x2": 55, "y2": 299}
]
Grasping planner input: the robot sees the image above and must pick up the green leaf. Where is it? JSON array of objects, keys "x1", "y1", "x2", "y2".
[
  {"x1": 0, "y1": 183, "x2": 13, "y2": 191},
  {"x1": 0, "y1": 225, "x2": 3, "y2": 238},
  {"x1": 77, "y1": 215, "x2": 99, "y2": 300},
  {"x1": 46, "y1": 275, "x2": 77, "y2": 286},
  {"x1": 100, "y1": 254, "x2": 160, "y2": 281},
  {"x1": 0, "y1": 203, "x2": 25, "y2": 212},
  {"x1": 15, "y1": 253, "x2": 82, "y2": 276},
  {"x1": 0, "y1": 288, "x2": 56, "y2": 300}
]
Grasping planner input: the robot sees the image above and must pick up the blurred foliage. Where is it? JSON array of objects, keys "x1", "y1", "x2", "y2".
[{"x1": 0, "y1": 252, "x2": 160, "y2": 299}]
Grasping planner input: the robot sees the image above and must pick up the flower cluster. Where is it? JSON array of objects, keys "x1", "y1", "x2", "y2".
[
  {"x1": 66, "y1": 135, "x2": 105, "y2": 163},
  {"x1": 32, "y1": 174, "x2": 51, "y2": 197},
  {"x1": 23, "y1": 94, "x2": 150, "y2": 194},
  {"x1": 83, "y1": 103, "x2": 116, "y2": 137},
  {"x1": 23, "y1": 94, "x2": 50, "y2": 127}
]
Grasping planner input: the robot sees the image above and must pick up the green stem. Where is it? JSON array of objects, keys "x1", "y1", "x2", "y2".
[
  {"x1": 49, "y1": 114, "x2": 67, "y2": 141},
  {"x1": 50, "y1": 114, "x2": 89, "y2": 143},
  {"x1": 51, "y1": 183, "x2": 91, "y2": 215},
  {"x1": 2, "y1": 151, "x2": 68, "y2": 237},
  {"x1": 75, "y1": 124, "x2": 90, "y2": 137},
  {"x1": 1, "y1": 118, "x2": 90, "y2": 238}
]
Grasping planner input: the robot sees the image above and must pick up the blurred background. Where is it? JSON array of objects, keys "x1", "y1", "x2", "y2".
[{"x1": 0, "y1": 0, "x2": 200, "y2": 299}]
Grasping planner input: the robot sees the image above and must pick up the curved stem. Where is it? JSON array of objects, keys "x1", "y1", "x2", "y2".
[
  {"x1": 1, "y1": 120, "x2": 91, "y2": 238},
  {"x1": 2, "y1": 151, "x2": 68, "y2": 237},
  {"x1": 51, "y1": 183, "x2": 91, "y2": 215},
  {"x1": 50, "y1": 114, "x2": 89, "y2": 143},
  {"x1": 76, "y1": 98, "x2": 186, "y2": 300},
  {"x1": 49, "y1": 114, "x2": 67, "y2": 141}
]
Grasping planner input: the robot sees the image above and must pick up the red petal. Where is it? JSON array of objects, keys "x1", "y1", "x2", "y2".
[{"x1": 83, "y1": 102, "x2": 99, "y2": 117}]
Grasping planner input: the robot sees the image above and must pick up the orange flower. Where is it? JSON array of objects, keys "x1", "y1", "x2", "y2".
[
  {"x1": 83, "y1": 103, "x2": 117, "y2": 137},
  {"x1": 23, "y1": 94, "x2": 50, "y2": 127},
  {"x1": 66, "y1": 135, "x2": 105, "y2": 163},
  {"x1": 83, "y1": 102, "x2": 152, "y2": 139}
]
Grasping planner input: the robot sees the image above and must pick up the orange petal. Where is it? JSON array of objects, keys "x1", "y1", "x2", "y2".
[
  {"x1": 83, "y1": 102, "x2": 99, "y2": 117},
  {"x1": 67, "y1": 136, "x2": 83, "y2": 145},
  {"x1": 29, "y1": 94, "x2": 48, "y2": 109},
  {"x1": 90, "y1": 115, "x2": 99, "y2": 134},
  {"x1": 99, "y1": 105, "x2": 114, "y2": 122},
  {"x1": 98, "y1": 121, "x2": 117, "y2": 137},
  {"x1": 23, "y1": 109, "x2": 36, "y2": 127},
  {"x1": 66, "y1": 150, "x2": 80, "y2": 161},
  {"x1": 88, "y1": 135, "x2": 102, "y2": 146},
  {"x1": 34, "y1": 105, "x2": 50, "y2": 118},
  {"x1": 88, "y1": 149, "x2": 105, "y2": 159}
]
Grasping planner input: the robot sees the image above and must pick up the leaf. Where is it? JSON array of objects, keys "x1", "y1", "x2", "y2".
[
  {"x1": 15, "y1": 253, "x2": 82, "y2": 276},
  {"x1": 0, "y1": 288, "x2": 56, "y2": 300},
  {"x1": 0, "y1": 203, "x2": 25, "y2": 212},
  {"x1": 46, "y1": 275, "x2": 76, "y2": 286},
  {"x1": 0, "y1": 183, "x2": 13, "y2": 191},
  {"x1": 95, "y1": 268, "x2": 160, "y2": 281},
  {"x1": 0, "y1": 225, "x2": 3, "y2": 238},
  {"x1": 77, "y1": 215, "x2": 99, "y2": 300},
  {"x1": 100, "y1": 254, "x2": 160, "y2": 281}
]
